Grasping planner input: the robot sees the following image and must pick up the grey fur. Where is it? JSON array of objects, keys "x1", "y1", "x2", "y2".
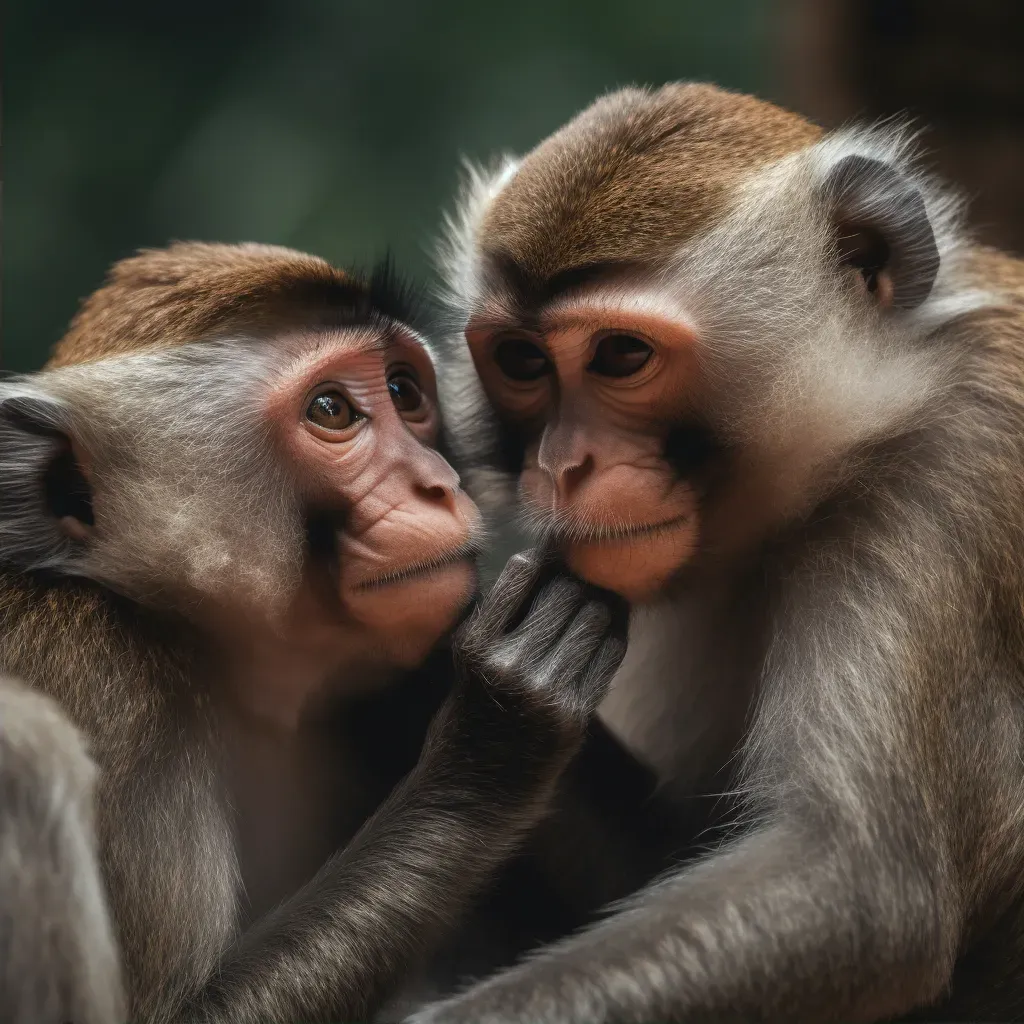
[
  {"x1": 0, "y1": 390, "x2": 77, "y2": 572},
  {"x1": 0, "y1": 674, "x2": 125, "y2": 1024},
  {"x1": 823, "y1": 154, "x2": 940, "y2": 309}
]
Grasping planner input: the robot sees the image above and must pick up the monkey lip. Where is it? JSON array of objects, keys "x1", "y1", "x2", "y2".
[
  {"x1": 355, "y1": 541, "x2": 481, "y2": 591},
  {"x1": 561, "y1": 513, "x2": 691, "y2": 545},
  {"x1": 562, "y1": 512, "x2": 700, "y2": 602}
]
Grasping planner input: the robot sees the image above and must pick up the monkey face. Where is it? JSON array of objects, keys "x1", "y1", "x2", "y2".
[
  {"x1": 274, "y1": 326, "x2": 482, "y2": 656},
  {"x1": 0, "y1": 325, "x2": 482, "y2": 679},
  {"x1": 0, "y1": 243, "x2": 494, "y2": 722},
  {"x1": 469, "y1": 308, "x2": 712, "y2": 602}
]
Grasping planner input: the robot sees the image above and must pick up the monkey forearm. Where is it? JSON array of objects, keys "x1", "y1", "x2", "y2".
[
  {"x1": 173, "y1": 712, "x2": 573, "y2": 1023},
  {"x1": 410, "y1": 822, "x2": 957, "y2": 1024}
]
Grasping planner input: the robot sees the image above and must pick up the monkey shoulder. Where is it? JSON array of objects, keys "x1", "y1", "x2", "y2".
[
  {"x1": 962, "y1": 245, "x2": 1024, "y2": 307},
  {"x1": 0, "y1": 571, "x2": 204, "y2": 730}
]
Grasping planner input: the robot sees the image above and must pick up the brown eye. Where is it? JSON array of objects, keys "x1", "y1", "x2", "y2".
[
  {"x1": 588, "y1": 334, "x2": 653, "y2": 378},
  {"x1": 388, "y1": 372, "x2": 423, "y2": 413},
  {"x1": 494, "y1": 339, "x2": 550, "y2": 382},
  {"x1": 306, "y1": 390, "x2": 358, "y2": 431}
]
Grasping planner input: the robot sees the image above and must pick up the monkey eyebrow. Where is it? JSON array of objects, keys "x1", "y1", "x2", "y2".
[
  {"x1": 307, "y1": 321, "x2": 434, "y2": 357},
  {"x1": 541, "y1": 262, "x2": 636, "y2": 300},
  {"x1": 466, "y1": 306, "x2": 642, "y2": 341},
  {"x1": 465, "y1": 314, "x2": 542, "y2": 338},
  {"x1": 486, "y1": 252, "x2": 632, "y2": 301},
  {"x1": 304, "y1": 329, "x2": 391, "y2": 358},
  {"x1": 470, "y1": 260, "x2": 642, "y2": 338},
  {"x1": 536, "y1": 308, "x2": 623, "y2": 336}
]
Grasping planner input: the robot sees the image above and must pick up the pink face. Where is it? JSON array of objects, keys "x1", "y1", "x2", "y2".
[
  {"x1": 272, "y1": 327, "x2": 482, "y2": 657},
  {"x1": 469, "y1": 305, "x2": 704, "y2": 603}
]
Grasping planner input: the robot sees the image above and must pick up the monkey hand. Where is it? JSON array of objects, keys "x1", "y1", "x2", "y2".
[{"x1": 429, "y1": 549, "x2": 629, "y2": 779}]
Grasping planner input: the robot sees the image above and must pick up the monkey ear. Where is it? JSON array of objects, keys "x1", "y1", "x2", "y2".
[
  {"x1": 0, "y1": 385, "x2": 92, "y2": 571},
  {"x1": 822, "y1": 154, "x2": 940, "y2": 311}
]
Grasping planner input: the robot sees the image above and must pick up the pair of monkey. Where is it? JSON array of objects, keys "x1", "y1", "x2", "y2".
[{"x1": 3, "y1": 82, "x2": 1024, "y2": 1023}]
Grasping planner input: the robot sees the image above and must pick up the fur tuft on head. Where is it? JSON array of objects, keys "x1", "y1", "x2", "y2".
[
  {"x1": 433, "y1": 157, "x2": 524, "y2": 514},
  {"x1": 436, "y1": 155, "x2": 522, "y2": 318}
]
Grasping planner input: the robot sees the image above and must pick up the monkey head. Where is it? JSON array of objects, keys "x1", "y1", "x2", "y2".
[
  {"x1": 0, "y1": 243, "x2": 482, "y2": 682},
  {"x1": 439, "y1": 84, "x2": 976, "y2": 602}
]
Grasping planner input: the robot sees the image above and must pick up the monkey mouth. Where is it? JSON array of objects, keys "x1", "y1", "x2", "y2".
[
  {"x1": 540, "y1": 513, "x2": 692, "y2": 546},
  {"x1": 356, "y1": 540, "x2": 482, "y2": 591}
]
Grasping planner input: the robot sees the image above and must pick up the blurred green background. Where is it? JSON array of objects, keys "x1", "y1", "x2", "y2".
[
  {"x1": 7, "y1": 1, "x2": 1022, "y2": 372},
  {"x1": 3, "y1": 0, "x2": 773, "y2": 371}
]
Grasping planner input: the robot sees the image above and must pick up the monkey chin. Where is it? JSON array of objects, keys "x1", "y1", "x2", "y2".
[
  {"x1": 345, "y1": 560, "x2": 478, "y2": 667},
  {"x1": 564, "y1": 519, "x2": 699, "y2": 604}
]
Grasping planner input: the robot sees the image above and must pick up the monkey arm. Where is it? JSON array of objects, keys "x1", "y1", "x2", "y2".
[
  {"x1": 405, "y1": 733, "x2": 962, "y2": 1024},
  {"x1": 175, "y1": 733, "x2": 563, "y2": 1024},
  {"x1": 175, "y1": 552, "x2": 628, "y2": 1024},
  {"x1": 408, "y1": 818, "x2": 956, "y2": 1024}
]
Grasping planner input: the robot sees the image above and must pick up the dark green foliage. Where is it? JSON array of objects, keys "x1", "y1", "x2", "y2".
[{"x1": 2, "y1": 0, "x2": 770, "y2": 370}]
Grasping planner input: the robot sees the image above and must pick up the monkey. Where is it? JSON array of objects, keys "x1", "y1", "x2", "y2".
[
  {"x1": 407, "y1": 83, "x2": 1024, "y2": 1023},
  {"x1": 0, "y1": 240, "x2": 634, "y2": 1024}
]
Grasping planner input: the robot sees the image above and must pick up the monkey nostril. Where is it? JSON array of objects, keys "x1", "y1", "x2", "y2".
[
  {"x1": 419, "y1": 482, "x2": 460, "y2": 510},
  {"x1": 556, "y1": 455, "x2": 594, "y2": 499}
]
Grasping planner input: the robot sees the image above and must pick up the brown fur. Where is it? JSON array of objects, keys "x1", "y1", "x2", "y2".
[
  {"x1": 49, "y1": 242, "x2": 361, "y2": 367},
  {"x1": 0, "y1": 575, "x2": 229, "y2": 1020},
  {"x1": 480, "y1": 83, "x2": 821, "y2": 284}
]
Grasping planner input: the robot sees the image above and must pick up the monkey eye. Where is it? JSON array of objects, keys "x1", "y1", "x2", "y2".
[
  {"x1": 388, "y1": 371, "x2": 423, "y2": 413},
  {"x1": 588, "y1": 334, "x2": 653, "y2": 378},
  {"x1": 306, "y1": 389, "x2": 360, "y2": 432},
  {"x1": 494, "y1": 338, "x2": 551, "y2": 382}
]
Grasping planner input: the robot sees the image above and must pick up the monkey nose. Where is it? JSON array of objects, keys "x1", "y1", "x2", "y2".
[
  {"x1": 410, "y1": 450, "x2": 463, "y2": 510},
  {"x1": 416, "y1": 481, "x2": 460, "y2": 513},
  {"x1": 548, "y1": 455, "x2": 594, "y2": 502}
]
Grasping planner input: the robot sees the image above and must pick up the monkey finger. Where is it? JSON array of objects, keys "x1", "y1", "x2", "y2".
[
  {"x1": 534, "y1": 599, "x2": 613, "y2": 701},
  {"x1": 511, "y1": 575, "x2": 586, "y2": 664},
  {"x1": 577, "y1": 632, "x2": 628, "y2": 712},
  {"x1": 580, "y1": 582, "x2": 630, "y2": 642},
  {"x1": 464, "y1": 549, "x2": 546, "y2": 643}
]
